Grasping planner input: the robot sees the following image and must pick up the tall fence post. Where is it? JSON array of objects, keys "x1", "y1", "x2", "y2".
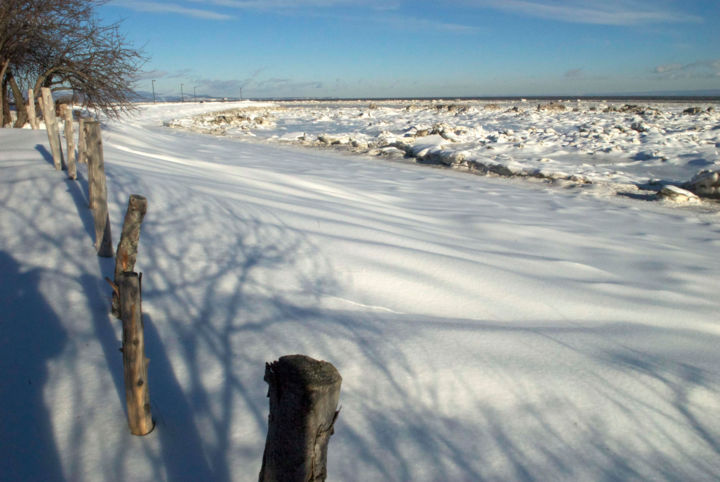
[
  {"x1": 112, "y1": 195, "x2": 148, "y2": 317},
  {"x1": 40, "y1": 87, "x2": 63, "y2": 170},
  {"x1": 259, "y1": 355, "x2": 342, "y2": 482},
  {"x1": 84, "y1": 120, "x2": 113, "y2": 257},
  {"x1": 63, "y1": 105, "x2": 77, "y2": 180},
  {"x1": 27, "y1": 88, "x2": 38, "y2": 130},
  {"x1": 119, "y1": 271, "x2": 153, "y2": 435}
]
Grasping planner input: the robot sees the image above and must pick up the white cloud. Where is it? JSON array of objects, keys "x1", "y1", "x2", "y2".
[
  {"x1": 113, "y1": 0, "x2": 474, "y2": 32},
  {"x1": 653, "y1": 59, "x2": 720, "y2": 79},
  {"x1": 189, "y1": 0, "x2": 398, "y2": 10},
  {"x1": 468, "y1": 0, "x2": 702, "y2": 26},
  {"x1": 112, "y1": 0, "x2": 697, "y2": 29},
  {"x1": 134, "y1": 69, "x2": 169, "y2": 81},
  {"x1": 110, "y1": 1, "x2": 233, "y2": 20},
  {"x1": 564, "y1": 68, "x2": 584, "y2": 78}
]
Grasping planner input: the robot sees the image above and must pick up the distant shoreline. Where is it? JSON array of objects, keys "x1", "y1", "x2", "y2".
[
  {"x1": 254, "y1": 95, "x2": 720, "y2": 103},
  {"x1": 135, "y1": 95, "x2": 720, "y2": 104}
]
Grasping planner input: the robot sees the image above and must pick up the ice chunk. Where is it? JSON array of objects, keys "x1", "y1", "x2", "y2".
[{"x1": 658, "y1": 185, "x2": 700, "y2": 203}]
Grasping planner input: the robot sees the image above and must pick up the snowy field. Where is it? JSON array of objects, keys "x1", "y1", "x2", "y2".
[
  {"x1": 2, "y1": 100, "x2": 720, "y2": 481},
  {"x1": 167, "y1": 99, "x2": 720, "y2": 198}
]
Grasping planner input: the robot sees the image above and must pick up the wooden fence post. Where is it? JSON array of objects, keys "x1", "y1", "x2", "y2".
[
  {"x1": 63, "y1": 105, "x2": 77, "y2": 180},
  {"x1": 112, "y1": 195, "x2": 148, "y2": 318},
  {"x1": 84, "y1": 120, "x2": 113, "y2": 257},
  {"x1": 40, "y1": 87, "x2": 63, "y2": 170},
  {"x1": 27, "y1": 88, "x2": 38, "y2": 130},
  {"x1": 78, "y1": 117, "x2": 87, "y2": 164},
  {"x1": 119, "y1": 271, "x2": 153, "y2": 436},
  {"x1": 259, "y1": 355, "x2": 342, "y2": 482}
]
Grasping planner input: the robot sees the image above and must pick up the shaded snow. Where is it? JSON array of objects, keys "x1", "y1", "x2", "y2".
[{"x1": 1, "y1": 101, "x2": 720, "y2": 481}]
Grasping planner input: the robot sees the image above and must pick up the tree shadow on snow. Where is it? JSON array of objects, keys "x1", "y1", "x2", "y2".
[
  {"x1": 0, "y1": 251, "x2": 67, "y2": 482},
  {"x1": 63, "y1": 174, "x2": 94, "y2": 242},
  {"x1": 93, "y1": 143, "x2": 720, "y2": 481},
  {"x1": 143, "y1": 313, "x2": 215, "y2": 480}
]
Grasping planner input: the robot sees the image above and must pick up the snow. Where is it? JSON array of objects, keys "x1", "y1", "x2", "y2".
[{"x1": 2, "y1": 100, "x2": 720, "y2": 481}]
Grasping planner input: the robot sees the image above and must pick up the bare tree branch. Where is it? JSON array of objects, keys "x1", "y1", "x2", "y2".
[{"x1": 2, "y1": 0, "x2": 144, "y2": 125}]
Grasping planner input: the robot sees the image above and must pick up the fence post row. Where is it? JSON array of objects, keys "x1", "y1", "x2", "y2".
[
  {"x1": 84, "y1": 120, "x2": 113, "y2": 257},
  {"x1": 119, "y1": 271, "x2": 153, "y2": 436},
  {"x1": 63, "y1": 105, "x2": 77, "y2": 180},
  {"x1": 112, "y1": 195, "x2": 148, "y2": 318},
  {"x1": 40, "y1": 87, "x2": 63, "y2": 170},
  {"x1": 259, "y1": 355, "x2": 342, "y2": 482}
]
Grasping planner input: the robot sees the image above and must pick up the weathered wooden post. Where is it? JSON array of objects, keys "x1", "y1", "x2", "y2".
[
  {"x1": 78, "y1": 117, "x2": 87, "y2": 164},
  {"x1": 119, "y1": 271, "x2": 153, "y2": 435},
  {"x1": 259, "y1": 355, "x2": 342, "y2": 482},
  {"x1": 27, "y1": 88, "x2": 38, "y2": 130},
  {"x1": 84, "y1": 120, "x2": 113, "y2": 257},
  {"x1": 112, "y1": 195, "x2": 148, "y2": 318},
  {"x1": 40, "y1": 87, "x2": 63, "y2": 170},
  {"x1": 63, "y1": 105, "x2": 77, "y2": 180}
]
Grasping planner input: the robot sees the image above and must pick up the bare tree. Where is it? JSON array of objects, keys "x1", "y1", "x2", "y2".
[
  {"x1": 1, "y1": 0, "x2": 143, "y2": 126},
  {"x1": 1, "y1": 0, "x2": 91, "y2": 124}
]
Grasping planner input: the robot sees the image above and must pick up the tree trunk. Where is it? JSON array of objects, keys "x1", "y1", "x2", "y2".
[
  {"x1": 259, "y1": 355, "x2": 342, "y2": 482},
  {"x1": 40, "y1": 87, "x2": 64, "y2": 170},
  {"x1": 84, "y1": 120, "x2": 113, "y2": 257},
  {"x1": 27, "y1": 88, "x2": 38, "y2": 129},
  {"x1": 0, "y1": 58, "x2": 8, "y2": 127},
  {"x1": 8, "y1": 73, "x2": 28, "y2": 128},
  {"x1": 62, "y1": 105, "x2": 76, "y2": 179},
  {"x1": 78, "y1": 117, "x2": 87, "y2": 163},
  {"x1": 119, "y1": 272, "x2": 153, "y2": 436},
  {"x1": 1, "y1": 75, "x2": 10, "y2": 128},
  {"x1": 112, "y1": 195, "x2": 148, "y2": 318}
]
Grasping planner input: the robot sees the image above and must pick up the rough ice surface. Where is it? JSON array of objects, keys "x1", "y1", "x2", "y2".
[{"x1": 167, "y1": 99, "x2": 720, "y2": 200}]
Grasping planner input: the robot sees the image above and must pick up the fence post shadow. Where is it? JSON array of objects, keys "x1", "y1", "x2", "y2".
[
  {"x1": 35, "y1": 144, "x2": 56, "y2": 167},
  {"x1": 80, "y1": 277, "x2": 215, "y2": 478}
]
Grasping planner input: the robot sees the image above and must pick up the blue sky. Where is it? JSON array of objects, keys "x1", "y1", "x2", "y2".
[{"x1": 101, "y1": 0, "x2": 720, "y2": 99}]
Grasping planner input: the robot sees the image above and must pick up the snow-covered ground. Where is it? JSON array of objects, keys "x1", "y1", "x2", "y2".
[
  {"x1": 168, "y1": 99, "x2": 720, "y2": 198},
  {"x1": 2, "y1": 101, "x2": 720, "y2": 481}
]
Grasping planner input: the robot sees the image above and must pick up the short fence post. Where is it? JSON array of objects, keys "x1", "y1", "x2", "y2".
[
  {"x1": 78, "y1": 117, "x2": 87, "y2": 164},
  {"x1": 27, "y1": 88, "x2": 38, "y2": 130},
  {"x1": 119, "y1": 271, "x2": 154, "y2": 436},
  {"x1": 259, "y1": 355, "x2": 342, "y2": 482},
  {"x1": 63, "y1": 105, "x2": 77, "y2": 180},
  {"x1": 40, "y1": 87, "x2": 63, "y2": 170},
  {"x1": 84, "y1": 120, "x2": 113, "y2": 257},
  {"x1": 112, "y1": 195, "x2": 148, "y2": 318}
]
